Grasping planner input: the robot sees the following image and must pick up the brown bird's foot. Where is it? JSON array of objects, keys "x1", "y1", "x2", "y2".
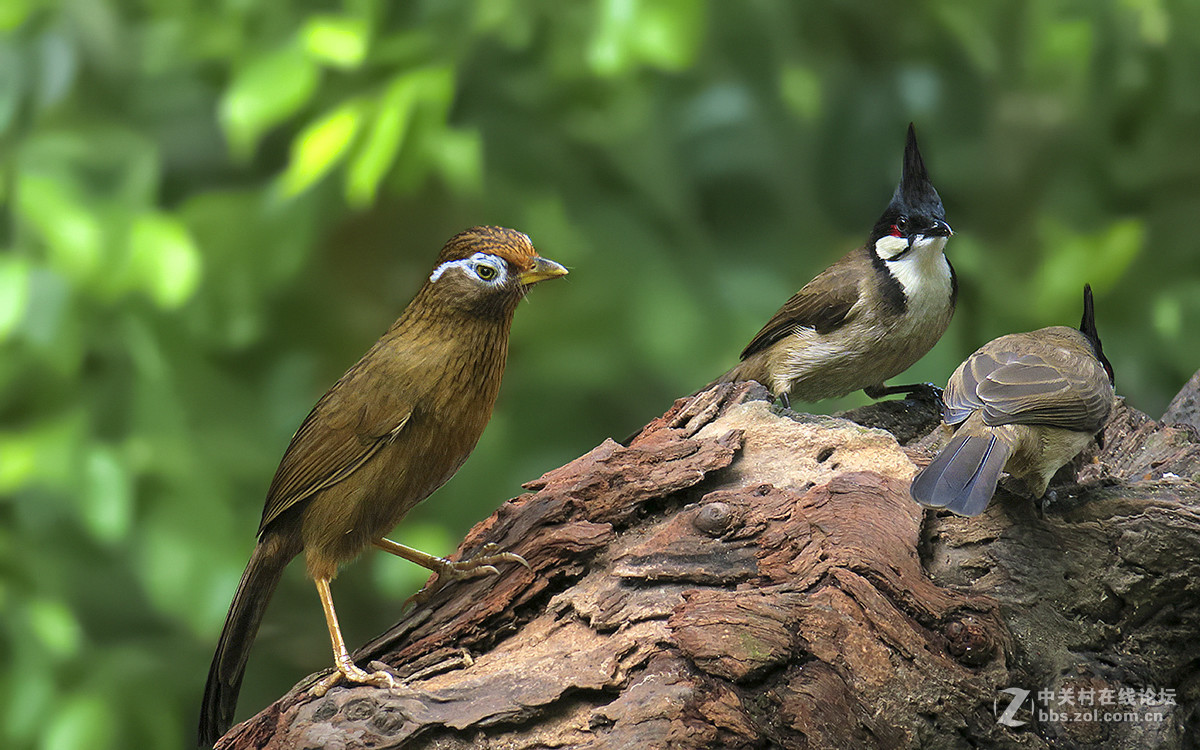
[
  {"x1": 405, "y1": 543, "x2": 530, "y2": 608},
  {"x1": 399, "y1": 649, "x2": 475, "y2": 683},
  {"x1": 311, "y1": 655, "x2": 400, "y2": 698},
  {"x1": 375, "y1": 538, "x2": 529, "y2": 608},
  {"x1": 429, "y1": 542, "x2": 530, "y2": 582}
]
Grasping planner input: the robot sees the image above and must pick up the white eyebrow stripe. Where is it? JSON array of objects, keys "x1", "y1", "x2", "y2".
[{"x1": 429, "y1": 252, "x2": 503, "y2": 283}]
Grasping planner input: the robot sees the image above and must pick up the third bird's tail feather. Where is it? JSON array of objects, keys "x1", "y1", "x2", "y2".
[
  {"x1": 198, "y1": 538, "x2": 291, "y2": 747},
  {"x1": 910, "y1": 433, "x2": 1011, "y2": 516}
]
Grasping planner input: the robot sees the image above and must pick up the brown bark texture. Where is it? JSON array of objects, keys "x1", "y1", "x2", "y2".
[{"x1": 218, "y1": 373, "x2": 1200, "y2": 750}]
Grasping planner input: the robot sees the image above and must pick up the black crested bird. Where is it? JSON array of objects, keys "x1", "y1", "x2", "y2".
[
  {"x1": 716, "y1": 124, "x2": 954, "y2": 406},
  {"x1": 910, "y1": 284, "x2": 1116, "y2": 516}
]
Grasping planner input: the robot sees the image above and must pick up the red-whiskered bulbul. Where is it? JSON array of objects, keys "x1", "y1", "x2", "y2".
[
  {"x1": 910, "y1": 284, "x2": 1116, "y2": 516},
  {"x1": 715, "y1": 123, "x2": 955, "y2": 406}
]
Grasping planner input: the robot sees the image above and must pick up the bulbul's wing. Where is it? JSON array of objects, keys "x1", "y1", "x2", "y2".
[
  {"x1": 943, "y1": 334, "x2": 1112, "y2": 432},
  {"x1": 740, "y1": 252, "x2": 863, "y2": 360},
  {"x1": 257, "y1": 354, "x2": 415, "y2": 534}
]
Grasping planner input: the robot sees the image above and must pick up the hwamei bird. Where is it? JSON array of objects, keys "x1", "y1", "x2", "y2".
[
  {"x1": 910, "y1": 284, "x2": 1115, "y2": 517},
  {"x1": 198, "y1": 226, "x2": 568, "y2": 746},
  {"x1": 716, "y1": 123, "x2": 955, "y2": 406}
]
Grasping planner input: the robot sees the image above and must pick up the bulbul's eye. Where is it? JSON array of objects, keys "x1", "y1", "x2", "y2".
[
  {"x1": 475, "y1": 264, "x2": 498, "y2": 281},
  {"x1": 891, "y1": 216, "x2": 908, "y2": 236}
]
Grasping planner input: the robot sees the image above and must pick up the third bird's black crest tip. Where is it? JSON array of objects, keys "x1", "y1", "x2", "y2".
[
  {"x1": 1080, "y1": 283, "x2": 1097, "y2": 338},
  {"x1": 1079, "y1": 283, "x2": 1115, "y2": 385}
]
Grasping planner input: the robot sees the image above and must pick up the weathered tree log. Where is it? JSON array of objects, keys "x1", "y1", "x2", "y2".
[{"x1": 218, "y1": 374, "x2": 1200, "y2": 749}]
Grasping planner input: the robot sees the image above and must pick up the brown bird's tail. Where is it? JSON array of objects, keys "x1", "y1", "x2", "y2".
[
  {"x1": 198, "y1": 537, "x2": 292, "y2": 747},
  {"x1": 910, "y1": 433, "x2": 1011, "y2": 516}
]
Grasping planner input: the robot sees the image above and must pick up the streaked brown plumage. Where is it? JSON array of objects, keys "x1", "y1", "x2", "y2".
[
  {"x1": 716, "y1": 124, "x2": 955, "y2": 404},
  {"x1": 910, "y1": 285, "x2": 1115, "y2": 516},
  {"x1": 198, "y1": 226, "x2": 567, "y2": 746}
]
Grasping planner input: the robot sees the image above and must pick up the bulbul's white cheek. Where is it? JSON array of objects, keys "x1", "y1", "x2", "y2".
[{"x1": 874, "y1": 235, "x2": 909, "y2": 259}]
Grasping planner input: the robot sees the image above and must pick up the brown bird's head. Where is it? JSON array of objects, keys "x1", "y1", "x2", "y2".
[
  {"x1": 418, "y1": 226, "x2": 568, "y2": 319},
  {"x1": 1079, "y1": 283, "x2": 1114, "y2": 385}
]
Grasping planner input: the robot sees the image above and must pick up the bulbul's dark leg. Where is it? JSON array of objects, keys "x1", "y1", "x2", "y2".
[{"x1": 864, "y1": 382, "x2": 944, "y2": 402}]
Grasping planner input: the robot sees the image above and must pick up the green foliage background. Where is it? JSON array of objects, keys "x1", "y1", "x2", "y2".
[{"x1": 2, "y1": 0, "x2": 1197, "y2": 746}]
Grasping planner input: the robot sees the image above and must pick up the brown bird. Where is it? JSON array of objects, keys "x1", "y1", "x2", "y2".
[
  {"x1": 198, "y1": 226, "x2": 567, "y2": 745},
  {"x1": 910, "y1": 285, "x2": 1115, "y2": 516},
  {"x1": 716, "y1": 124, "x2": 954, "y2": 406}
]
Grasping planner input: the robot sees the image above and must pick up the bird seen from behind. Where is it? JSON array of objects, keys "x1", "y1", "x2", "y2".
[
  {"x1": 910, "y1": 284, "x2": 1115, "y2": 516},
  {"x1": 716, "y1": 123, "x2": 955, "y2": 406},
  {"x1": 198, "y1": 226, "x2": 568, "y2": 746}
]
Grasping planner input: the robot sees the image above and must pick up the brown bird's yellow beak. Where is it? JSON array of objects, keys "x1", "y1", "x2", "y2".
[{"x1": 518, "y1": 257, "x2": 569, "y2": 285}]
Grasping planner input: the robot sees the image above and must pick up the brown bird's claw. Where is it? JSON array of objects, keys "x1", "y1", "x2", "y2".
[
  {"x1": 403, "y1": 543, "x2": 528, "y2": 609},
  {"x1": 310, "y1": 655, "x2": 399, "y2": 697}
]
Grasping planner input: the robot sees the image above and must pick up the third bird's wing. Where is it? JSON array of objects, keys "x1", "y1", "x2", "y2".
[{"x1": 946, "y1": 336, "x2": 1111, "y2": 432}]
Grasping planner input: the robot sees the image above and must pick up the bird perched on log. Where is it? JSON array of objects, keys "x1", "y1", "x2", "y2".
[
  {"x1": 198, "y1": 226, "x2": 568, "y2": 746},
  {"x1": 715, "y1": 124, "x2": 955, "y2": 406},
  {"x1": 910, "y1": 284, "x2": 1115, "y2": 516}
]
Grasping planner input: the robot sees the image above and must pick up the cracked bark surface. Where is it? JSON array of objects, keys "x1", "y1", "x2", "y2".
[{"x1": 217, "y1": 374, "x2": 1200, "y2": 750}]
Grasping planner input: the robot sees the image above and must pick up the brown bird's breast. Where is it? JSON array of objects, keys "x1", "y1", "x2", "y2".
[{"x1": 290, "y1": 318, "x2": 511, "y2": 581}]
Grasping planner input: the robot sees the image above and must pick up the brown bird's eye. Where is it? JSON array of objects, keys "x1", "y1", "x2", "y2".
[{"x1": 475, "y1": 264, "x2": 497, "y2": 281}]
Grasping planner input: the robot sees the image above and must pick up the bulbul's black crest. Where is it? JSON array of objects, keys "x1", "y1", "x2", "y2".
[
  {"x1": 870, "y1": 124, "x2": 949, "y2": 243},
  {"x1": 1079, "y1": 284, "x2": 1114, "y2": 385}
]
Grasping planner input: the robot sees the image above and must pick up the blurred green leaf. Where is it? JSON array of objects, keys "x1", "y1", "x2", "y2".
[
  {"x1": 633, "y1": 0, "x2": 705, "y2": 71},
  {"x1": 27, "y1": 598, "x2": 82, "y2": 659},
  {"x1": 0, "y1": 256, "x2": 31, "y2": 340},
  {"x1": 302, "y1": 15, "x2": 369, "y2": 69},
  {"x1": 16, "y1": 173, "x2": 104, "y2": 282},
  {"x1": 0, "y1": 412, "x2": 85, "y2": 493},
  {"x1": 0, "y1": 0, "x2": 34, "y2": 31},
  {"x1": 220, "y1": 44, "x2": 321, "y2": 160},
  {"x1": 82, "y1": 445, "x2": 133, "y2": 544},
  {"x1": 128, "y1": 212, "x2": 203, "y2": 309},
  {"x1": 590, "y1": 0, "x2": 704, "y2": 75},
  {"x1": 428, "y1": 126, "x2": 483, "y2": 194},
  {"x1": 281, "y1": 99, "x2": 365, "y2": 197},
  {"x1": 780, "y1": 65, "x2": 821, "y2": 122},
  {"x1": 1034, "y1": 218, "x2": 1144, "y2": 318},
  {"x1": 345, "y1": 72, "x2": 424, "y2": 207},
  {"x1": 41, "y1": 693, "x2": 115, "y2": 750},
  {"x1": 0, "y1": 41, "x2": 23, "y2": 134}
]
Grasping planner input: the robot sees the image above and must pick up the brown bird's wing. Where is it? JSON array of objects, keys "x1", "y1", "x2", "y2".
[
  {"x1": 740, "y1": 253, "x2": 863, "y2": 360},
  {"x1": 944, "y1": 340, "x2": 1111, "y2": 432},
  {"x1": 257, "y1": 359, "x2": 414, "y2": 534}
]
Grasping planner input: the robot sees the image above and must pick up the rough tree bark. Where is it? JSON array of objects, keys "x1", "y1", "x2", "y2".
[{"x1": 217, "y1": 373, "x2": 1200, "y2": 750}]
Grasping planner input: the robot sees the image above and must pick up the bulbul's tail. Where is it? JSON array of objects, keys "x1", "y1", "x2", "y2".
[
  {"x1": 910, "y1": 433, "x2": 1011, "y2": 516},
  {"x1": 710, "y1": 360, "x2": 752, "y2": 391},
  {"x1": 198, "y1": 537, "x2": 292, "y2": 747}
]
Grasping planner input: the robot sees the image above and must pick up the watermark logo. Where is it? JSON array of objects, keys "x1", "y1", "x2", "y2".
[
  {"x1": 994, "y1": 685, "x2": 1176, "y2": 727},
  {"x1": 994, "y1": 688, "x2": 1030, "y2": 727}
]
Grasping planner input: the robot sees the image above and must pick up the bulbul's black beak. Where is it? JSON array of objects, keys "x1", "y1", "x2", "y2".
[{"x1": 925, "y1": 218, "x2": 953, "y2": 238}]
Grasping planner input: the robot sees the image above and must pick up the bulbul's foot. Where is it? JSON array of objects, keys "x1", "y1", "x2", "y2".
[
  {"x1": 311, "y1": 655, "x2": 400, "y2": 697},
  {"x1": 864, "y1": 381, "x2": 944, "y2": 403}
]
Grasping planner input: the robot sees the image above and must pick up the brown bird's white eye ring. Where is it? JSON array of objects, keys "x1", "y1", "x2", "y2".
[{"x1": 429, "y1": 252, "x2": 508, "y2": 286}]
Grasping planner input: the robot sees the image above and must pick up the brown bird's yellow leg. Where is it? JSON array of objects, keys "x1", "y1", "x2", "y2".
[
  {"x1": 311, "y1": 578, "x2": 398, "y2": 697},
  {"x1": 374, "y1": 538, "x2": 529, "y2": 607}
]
